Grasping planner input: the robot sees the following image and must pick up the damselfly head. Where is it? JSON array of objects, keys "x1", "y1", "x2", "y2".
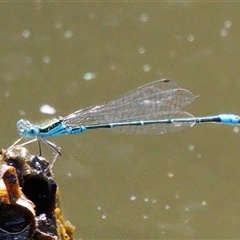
[{"x1": 17, "y1": 119, "x2": 39, "y2": 138}]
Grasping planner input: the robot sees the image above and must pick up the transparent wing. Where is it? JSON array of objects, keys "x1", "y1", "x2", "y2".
[{"x1": 63, "y1": 79, "x2": 195, "y2": 129}]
